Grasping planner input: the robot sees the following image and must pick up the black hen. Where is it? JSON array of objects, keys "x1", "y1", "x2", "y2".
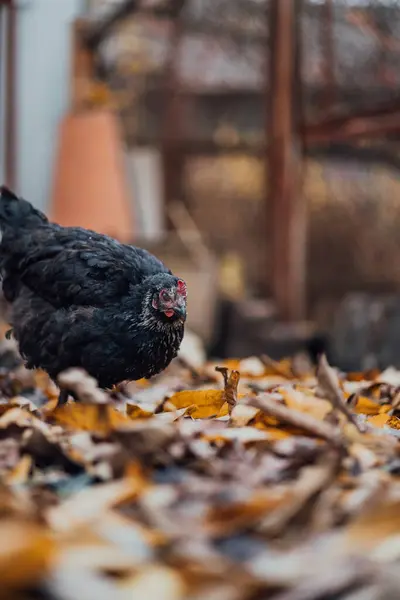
[{"x1": 0, "y1": 187, "x2": 187, "y2": 403}]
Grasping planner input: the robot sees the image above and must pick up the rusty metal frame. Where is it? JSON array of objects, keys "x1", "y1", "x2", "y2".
[
  {"x1": 82, "y1": 0, "x2": 400, "y2": 323},
  {"x1": 303, "y1": 99, "x2": 400, "y2": 143}
]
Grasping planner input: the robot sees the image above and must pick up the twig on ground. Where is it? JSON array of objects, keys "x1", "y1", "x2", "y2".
[
  {"x1": 317, "y1": 354, "x2": 364, "y2": 432},
  {"x1": 249, "y1": 394, "x2": 344, "y2": 447}
]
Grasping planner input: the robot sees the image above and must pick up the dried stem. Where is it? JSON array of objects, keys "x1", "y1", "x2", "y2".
[
  {"x1": 249, "y1": 393, "x2": 344, "y2": 447},
  {"x1": 317, "y1": 354, "x2": 364, "y2": 432}
]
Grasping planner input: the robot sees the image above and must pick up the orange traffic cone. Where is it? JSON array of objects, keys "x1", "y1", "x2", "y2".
[{"x1": 50, "y1": 109, "x2": 135, "y2": 242}]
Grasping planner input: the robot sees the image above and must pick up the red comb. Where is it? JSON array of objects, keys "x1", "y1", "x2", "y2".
[{"x1": 177, "y1": 279, "x2": 187, "y2": 296}]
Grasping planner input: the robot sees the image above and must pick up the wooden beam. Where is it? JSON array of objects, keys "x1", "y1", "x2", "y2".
[
  {"x1": 268, "y1": 0, "x2": 305, "y2": 321},
  {"x1": 304, "y1": 109, "x2": 400, "y2": 143},
  {"x1": 161, "y1": 17, "x2": 185, "y2": 211},
  {"x1": 320, "y1": 0, "x2": 335, "y2": 112},
  {"x1": 71, "y1": 19, "x2": 96, "y2": 111}
]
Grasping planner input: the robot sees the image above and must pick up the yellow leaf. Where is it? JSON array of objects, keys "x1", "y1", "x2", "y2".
[
  {"x1": 387, "y1": 415, "x2": 400, "y2": 430},
  {"x1": 41, "y1": 397, "x2": 59, "y2": 413},
  {"x1": 353, "y1": 396, "x2": 387, "y2": 416},
  {"x1": 167, "y1": 390, "x2": 229, "y2": 418},
  {"x1": 250, "y1": 411, "x2": 292, "y2": 439},
  {"x1": 126, "y1": 404, "x2": 153, "y2": 420},
  {"x1": 49, "y1": 404, "x2": 130, "y2": 435},
  {"x1": 346, "y1": 369, "x2": 380, "y2": 382},
  {"x1": 254, "y1": 423, "x2": 292, "y2": 440},
  {"x1": 368, "y1": 413, "x2": 390, "y2": 428},
  {"x1": 0, "y1": 520, "x2": 54, "y2": 589},
  {"x1": 251, "y1": 409, "x2": 309, "y2": 440},
  {"x1": 220, "y1": 359, "x2": 241, "y2": 371},
  {"x1": 135, "y1": 378, "x2": 150, "y2": 387},
  {"x1": 280, "y1": 388, "x2": 331, "y2": 420},
  {"x1": 5, "y1": 455, "x2": 32, "y2": 485}
]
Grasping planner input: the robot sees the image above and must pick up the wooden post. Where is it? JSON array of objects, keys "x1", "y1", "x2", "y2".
[
  {"x1": 268, "y1": 0, "x2": 305, "y2": 321},
  {"x1": 4, "y1": 0, "x2": 16, "y2": 187},
  {"x1": 161, "y1": 19, "x2": 185, "y2": 211},
  {"x1": 71, "y1": 19, "x2": 96, "y2": 111},
  {"x1": 321, "y1": 0, "x2": 335, "y2": 112}
]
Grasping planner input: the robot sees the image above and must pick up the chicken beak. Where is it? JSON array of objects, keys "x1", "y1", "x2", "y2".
[{"x1": 173, "y1": 302, "x2": 186, "y2": 321}]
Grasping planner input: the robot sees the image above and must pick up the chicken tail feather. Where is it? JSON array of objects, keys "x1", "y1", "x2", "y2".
[{"x1": 0, "y1": 186, "x2": 48, "y2": 231}]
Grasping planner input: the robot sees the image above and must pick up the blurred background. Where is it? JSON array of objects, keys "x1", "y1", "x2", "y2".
[{"x1": 2, "y1": 0, "x2": 400, "y2": 370}]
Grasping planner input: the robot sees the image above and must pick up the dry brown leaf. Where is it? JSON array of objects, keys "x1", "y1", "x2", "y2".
[
  {"x1": 202, "y1": 427, "x2": 270, "y2": 444},
  {"x1": 126, "y1": 404, "x2": 154, "y2": 419},
  {"x1": 49, "y1": 404, "x2": 130, "y2": 434},
  {"x1": 387, "y1": 415, "x2": 400, "y2": 430},
  {"x1": 261, "y1": 354, "x2": 295, "y2": 379},
  {"x1": 347, "y1": 370, "x2": 381, "y2": 382},
  {"x1": 57, "y1": 368, "x2": 109, "y2": 404},
  {"x1": 249, "y1": 394, "x2": 343, "y2": 446},
  {"x1": 0, "y1": 520, "x2": 54, "y2": 589},
  {"x1": 229, "y1": 404, "x2": 259, "y2": 427},
  {"x1": 206, "y1": 490, "x2": 287, "y2": 536},
  {"x1": 47, "y1": 476, "x2": 146, "y2": 532},
  {"x1": 215, "y1": 367, "x2": 240, "y2": 414},
  {"x1": 4, "y1": 455, "x2": 32, "y2": 485},
  {"x1": 120, "y1": 565, "x2": 186, "y2": 598},
  {"x1": 258, "y1": 453, "x2": 339, "y2": 535},
  {"x1": 367, "y1": 413, "x2": 390, "y2": 428},
  {"x1": 353, "y1": 396, "x2": 391, "y2": 416},
  {"x1": 0, "y1": 323, "x2": 399, "y2": 599},
  {"x1": 280, "y1": 387, "x2": 331, "y2": 421},
  {"x1": 345, "y1": 500, "x2": 400, "y2": 555}
]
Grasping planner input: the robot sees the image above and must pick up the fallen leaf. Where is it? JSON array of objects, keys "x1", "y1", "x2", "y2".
[
  {"x1": 261, "y1": 355, "x2": 295, "y2": 379},
  {"x1": 215, "y1": 366, "x2": 240, "y2": 414},
  {"x1": 126, "y1": 404, "x2": 154, "y2": 420},
  {"x1": 58, "y1": 368, "x2": 108, "y2": 404},
  {"x1": 347, "y1": 369, "x2": 380, "y2": 382},
  {"x1": 280, "y1": 387, "x2": 331, "y2": 421},
  {"x1": 345, "y1": 500, "x2": 400, "y2": 554},
  {"x1": 0, "y1": 324, "x2": 399, "y2": 599},
  {"x1": 167, "y1": 390, "x2": 229, "y2": 419},
  {"x1": 203, "y1": 427, "x2": 270, "y2": 444},
  {"x1": 206, "y1": 490, "x2": 287, "y2": 536},
  {"x1": 230, "y1": 404, "x2": 259, "y2": 427},
  {"x1": 0, "y1": 520, "x2": 54, "y2": 589},
  {"x1": 368, "y1": 413, "x2": 390, "y2": 428},
  {"x1": 4, "y1": 455, "x2": 32, "y2": 485},
  {"x1": 387, "y1": 415, "x2": 400, "y2": 430},
  {"x1": 353, "y1": 396, "x2": 391, "y2": 416},
  {"x1": 120, "y1": 565, "x2": 186, "y2": 598},
  {"x1": 47, "y1": 477, "x2": 145, "y2": 532},
  {"x1": 249, "y1": 394, "x2": 343, "y2": 446},
  {"x1": 49, "y1": 404, "x2": 130, "y2": 435}
]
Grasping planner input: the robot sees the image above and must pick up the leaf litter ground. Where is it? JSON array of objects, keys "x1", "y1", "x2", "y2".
[{"x1": 0, "y1": 333, "x2": 399, "y2": 600}]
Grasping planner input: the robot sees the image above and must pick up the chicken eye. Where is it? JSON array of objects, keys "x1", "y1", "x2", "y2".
[{"x1": 160, "y1": 290, "x2": 170, "y2": 302}]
